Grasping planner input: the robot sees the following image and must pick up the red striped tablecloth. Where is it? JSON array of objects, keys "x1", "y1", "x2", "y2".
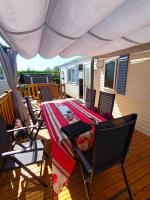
[{"x1": 41, "y1": 98, "x2": 106, "y2": 195}]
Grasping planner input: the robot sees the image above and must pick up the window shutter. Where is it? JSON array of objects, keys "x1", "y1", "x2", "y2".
[
  {"x1": 117, "y1": 54, "x2": 129, "y2": 95},
  {"x1": 75, "y1": 65, "x2": 79, "y2": 84}
]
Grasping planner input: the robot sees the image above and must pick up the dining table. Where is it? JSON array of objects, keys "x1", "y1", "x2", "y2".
[{"x1": 40, "y1": 98, "x2": 106, "y2": 196}]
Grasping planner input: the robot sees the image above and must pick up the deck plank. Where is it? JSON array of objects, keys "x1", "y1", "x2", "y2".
[{"x1": 0, "y1": 129, "x2": 150, "y2": 200}]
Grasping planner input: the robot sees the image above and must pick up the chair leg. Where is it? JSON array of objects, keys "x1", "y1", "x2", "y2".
[
  {"x1": 121, "y1": 164, "x2": 133, "y2": 200},
  {"x1": 79, "y1": 162, "x2": 91, "y2": 200},
  {"x1": 37, "y1": 111, "x2": 42, "y2": 119},
  {"x1": 84, "y1": 180, "x2": 90, "y2": 200},
  {"x1": 40, "y1": 150, "x2": 48, "y2": 176},
  {"x1": 11, "y1": 156, "x2": 47, "y2": 187},
  {"x1": 0, "y1": 160, "x2": 6, "y2": 176},
  {"x1": 33, "y1": 120, "x2": 44, "y2": 141}
]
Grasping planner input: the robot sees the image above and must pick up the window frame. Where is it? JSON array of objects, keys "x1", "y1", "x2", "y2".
[
  {"x1": 67, "y1": 67, "x2": 72, "y2": 83},
  {"x1": 104, "y1": 58, "x2": 118, "y2": 91},
  {"x1": 67, "y1": 65, "x2": 77, "y2": 84}
]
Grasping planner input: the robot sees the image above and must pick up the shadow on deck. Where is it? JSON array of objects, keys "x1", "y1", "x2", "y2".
[{"x1": 0, "y1": 129, "x2": 150, "y2": 200}]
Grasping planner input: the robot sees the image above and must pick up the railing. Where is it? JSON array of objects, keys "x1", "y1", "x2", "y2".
[
  {"x1": 0, "y1": 84, "x2": 66, "y2": 126},
  {"x1": 0, "y1": 90, "x2": 16, "y2": 126},
  {"x1": 17, "y1": 83, "x2": 66, "y2": 102}
]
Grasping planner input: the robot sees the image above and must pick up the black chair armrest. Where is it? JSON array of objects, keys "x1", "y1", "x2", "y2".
[
  {"x1": 72, "y1": 140, "x2": 92, "y2": 173},
  {"x1": 7, "y1": 122, "x2": 39, "y2": 134},
  {"x1": 2, "y1": 147, "x2": 44, "y2": 157}
]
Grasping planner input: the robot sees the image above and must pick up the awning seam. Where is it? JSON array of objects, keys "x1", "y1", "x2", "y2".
[
  {"x1": 121, "y1": 36, "x2": 142, "y2": 45},
  {"x1": 88, "y1": 31, "x2": 113, "y2": 41},
  {"x1": 45, "y1": 24, "x2": 81, "y2": 40},
  {"x1": 3, "y1": 23, "x2": 44, "y2": 35}
]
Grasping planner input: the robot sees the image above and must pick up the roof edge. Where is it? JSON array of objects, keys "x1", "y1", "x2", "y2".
[{"x1": 94, "y1": 43, "x2": 150, "y2": 59}]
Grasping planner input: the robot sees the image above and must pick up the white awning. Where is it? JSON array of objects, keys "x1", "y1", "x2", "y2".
[{"x1": 0, "y1": 0, "x2": 150, "y2": 59}]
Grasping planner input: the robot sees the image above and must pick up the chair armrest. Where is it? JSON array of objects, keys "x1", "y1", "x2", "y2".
[
  {"x1": 2, "y1": 147, "x2": 44, "y2": 157},
  {"x1": 2, "y1": 147, "x2": 32, "y2": 157},
  {"x1": 7, "y1": 126, "x2": 28, "y2": 133},
  {"x1": 7, "y1": 123, "x2": 38, "y2": 133},
  {"x1": 72, "y1": 140, "x2": 92, "y2": 173}
]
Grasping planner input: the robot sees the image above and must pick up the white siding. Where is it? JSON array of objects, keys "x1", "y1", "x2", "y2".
[
  {"x1": 66, "y1": 83, "x2": 79, "y2": 99},
  {"x1": 61, "y1": 66, "x2": 79, "y2": 99},
  {"x1": 94, "y1": 50, "x2": 150, "y2": 136}
]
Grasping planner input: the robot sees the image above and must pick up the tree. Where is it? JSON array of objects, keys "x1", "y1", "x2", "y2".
[
  {"x1": 27, "y1": 66, "x2": 31, "y2": 72},
  {"x1": 45, "y1": 67, "x2": 52, "y2": 72}
]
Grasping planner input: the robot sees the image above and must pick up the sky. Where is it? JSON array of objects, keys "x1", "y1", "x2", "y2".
[
  {"x1": 17, "y1": 54, "x2": 80, "y2": 71},
  {"x1": 0, "y1": 37, "x2": 80, "y2": 71}
]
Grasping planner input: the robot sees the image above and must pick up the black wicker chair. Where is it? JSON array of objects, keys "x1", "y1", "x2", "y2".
[
  {"x1": 0, "y1": 117, "x2": 47, "y2": 187},
  {"x1": 97, "y1": 91, "x2": 115, "y2": 119},
  {"x1": 39, "y1": 86, "x2": 53, "y2": 102},
  {"x1": 85, "y1": 88, "x2": 96, "y2": 110},
  {"x1": 70, "y1": 114, "x2": 137, "y2": 200}
]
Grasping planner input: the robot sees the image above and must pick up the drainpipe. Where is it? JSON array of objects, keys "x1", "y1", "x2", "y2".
[{"x1": 90, "y1": 57, "x2": 94, "y2": 90}]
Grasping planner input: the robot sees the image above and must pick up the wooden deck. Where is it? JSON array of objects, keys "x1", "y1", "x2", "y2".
[{"x1": 0, "y1": 129, "x2": 150, "y2": 200}]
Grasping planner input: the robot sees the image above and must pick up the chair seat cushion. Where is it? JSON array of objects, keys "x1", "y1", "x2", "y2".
[
  {"x1": 14, "y1": 140, "x2": 44, "y2": 150},
  {"x1": 4, "y1": 140, "x2": 44, "y2": 170}
]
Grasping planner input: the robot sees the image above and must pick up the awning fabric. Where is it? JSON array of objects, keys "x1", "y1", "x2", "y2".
[{"x1": 0, "y1": 0, "x2": 150, "y2": 59}]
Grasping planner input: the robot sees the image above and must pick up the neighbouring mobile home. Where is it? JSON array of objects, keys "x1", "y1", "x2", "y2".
[{"x1": 59, "y1": 57, "x2": 94, "y2": 99}]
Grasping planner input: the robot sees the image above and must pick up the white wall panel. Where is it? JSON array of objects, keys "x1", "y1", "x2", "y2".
[
  {"x1": 94, "y1": 50, "x2": 150, "y2": 136},
  {"x1": 66, "y1": 83, "x2": 79, "y2": 99}
]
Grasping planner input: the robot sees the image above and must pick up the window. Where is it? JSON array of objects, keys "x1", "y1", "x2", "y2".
[
  {"x1": 71, "y1": 67, "x2": 75, "y2": 82},
  {"x1": 104, "y1": 60, "x2": 116, "y2": 89},
  {"x1": 104, "y1": 55, "x2": 129, "y2": 95},
  {"x1": 67, "y1": 66, "x2": 78, "y2": 83},
  {"x1": 0, "y1": 61, "x2": 4, "y2": 80},
  {"x1": 68, "y1": 68, "x2": 71, "y2": 82}
]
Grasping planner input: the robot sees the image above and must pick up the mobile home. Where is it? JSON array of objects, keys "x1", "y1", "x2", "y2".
[
  {"x1": 94, "y1": 46, "x2": 150, "y2": 136},
  {"x1": 60, "y1": 57, "x2": 94, "y2": 99}
]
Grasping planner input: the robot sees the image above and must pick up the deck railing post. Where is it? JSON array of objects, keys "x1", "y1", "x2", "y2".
[{"x1": 0, "y1": 90, "x2": 16, "y2": 126}]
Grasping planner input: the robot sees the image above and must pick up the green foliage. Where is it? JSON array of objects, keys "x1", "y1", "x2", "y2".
[
  {"x1": 17, "y1": 67, "x2": 60, "y2": 75},
  {"x1": 53, "y1": 77, "x2": 60, "y2": 84},
  {"x1": 17, "y1": 67, "x2": 60, "y2": 83},
  {"x1": 17, "y1": 70, "x2": 51, "y2": 75}
]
